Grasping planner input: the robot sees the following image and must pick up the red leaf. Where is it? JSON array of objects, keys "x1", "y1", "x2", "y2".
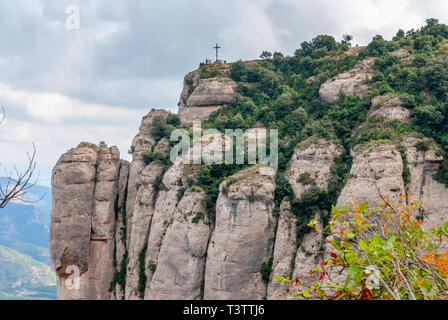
[
  {"x1": 330, "y1": 252, "x2": 338, "y2": 259},
  {"x1": 360, "y1": 288, "x2": 373, "y2": 300}
]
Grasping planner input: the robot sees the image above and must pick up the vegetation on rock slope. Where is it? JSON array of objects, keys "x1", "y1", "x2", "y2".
[{"x1": 145, "y1": 19, "x2": 448, "y2": 247}]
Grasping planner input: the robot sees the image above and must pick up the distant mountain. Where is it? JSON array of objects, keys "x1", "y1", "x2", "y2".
[
  {"x1": 0, "y1": 244, "x2": 56, "y2": 300},
  {"x1": 0, "y1": 178, "x2": 56, "y2": 300}
]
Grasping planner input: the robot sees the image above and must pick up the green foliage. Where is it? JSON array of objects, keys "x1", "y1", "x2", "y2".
[
  {"x1": 148, "y1": 261, "x2": 157, "y2": 273},
  {"x1": 298, "y1": 172, "x2": 314, "y2": 185},
  {"x1": 151, "y1": 116, "x2": 175, "y2": 143},
  {"x1": 200, "y1": 64, "x2": 223, "y2": 79},
  {"x1": 138, "y1": 249, "x2": 147, "y2": 299},
  {"x1": 417, "y1": 139, "x2": 431, "y2": 151},
  {"x1": 261, "y1": 257, "x2": 273, "y2": 282},
  {"x1": 154, "y1": 170, "x2": 168, "y2": 193},
  {"x1": 248, "y1": 194, "x2": 256, "y2": 203},
  {"x1": 203, "y1": 19, "x2": 448, "y2": 225},
  {"x1": 142, "y1": 151, "x2": 152, "y2": 166},
  {"x1": 260, "y1": 51, "x2": 272, "y2": 60},
  {"x1": 291, "y1": 186, "x2": 328, "y2": 244},
  {"x1": 110, "y1": 251, "x2": 128, "y2": 294},
  {"x1": 166, "y1": 113, "x2": 180, "y2": 127},
  {"x1": 398, "y1": 145, "x2": 411, "y2": 188},
  {"x1": 176, "y1": 187, "x2": 186, "y2": 204},
  {"x1": 196, "y1": 164, "x2": 248, "y2": 223},
  {"x1": 276, "y1": 199, "x2": 448, "y2": 300},
  {"x1": 274, "y1": 172, "x2": 294, "y2": 207},
  {"x1": 191, "y1": 212, "x2": 205, "y2": 224}
]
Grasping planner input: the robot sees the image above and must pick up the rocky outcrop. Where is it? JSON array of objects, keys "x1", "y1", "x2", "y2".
[
  {"x1": 146, "y1": 188, "x2": 210, "y2": 300},
  {"x1": 49, "y1": 61, "x2": 448, "y2": 302},
  {"x1": 403, "y1": 137, "x2": 448, "y2": 229},
  {"x1": 125, "y1": 110, "x2": 169, "y2": 247},
  {"x1": 337, "y1": 142, "x2": 406, "y2": 207},
  {"x1": 369, "y1": 94, "x2": 410, "y2": 121},
  {"x1": 204, "y1": 166, "x2": 276, "y2": 300},
  {"x1": 266, "y1": 200, "x2": 296, "y2": 300},
  {"x1": 178, "y1": 69, "x2": 237, "y2": 124},
  {"x1": 124, "y1": 162, "x2": 164, "y2": 300},
  {"x1": 267, "y1": 137, "x2": 342, "y2": 300},
  {"x1": 50, "y1": 142, "x2": 127, "y2": 300},
  {"x1": 286, "y1": 138, "x2": 342, "y2": 196},
  {"x1": 319, "y1": 58, "x2": 374, "y2": 104}
]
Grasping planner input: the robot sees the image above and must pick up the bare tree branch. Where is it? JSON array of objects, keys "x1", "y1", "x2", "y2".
[{"x1": 0, "y1": 107, "x2": 43, "y2": 209}]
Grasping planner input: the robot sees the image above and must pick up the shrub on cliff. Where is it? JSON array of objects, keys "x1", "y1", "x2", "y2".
[{"x1": 275, "y1": 198, "x2": 448, "y2": 300}]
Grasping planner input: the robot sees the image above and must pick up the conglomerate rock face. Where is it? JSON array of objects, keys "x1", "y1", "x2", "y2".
[
  {"x1": 369, "y1": 94, "x2": 410, "y2": 122},
  {"x1": 50, "y1": 142, "x2": 127, "y2": 300},
  {"x1": 204, "y1": 166, "x2": 277, "y2": 300},
  {"x1": 267, "y1": 137, "x2": 342, "y2": 300},
  {"x1": 337, "y1": 143, "x2": 406, "y2": 208},
  {"x1": 319, "y1": 58, "x2": 375, "y2": 104},
  {"x1": 50, "y1": 61, "x2": 448, "y2": 300},
  {"x1": 403, "y1": 137, "x2": 447, "y2": 230},
  {"x1": 178, "y1": 68, "x2": 238, "y2": 124}
]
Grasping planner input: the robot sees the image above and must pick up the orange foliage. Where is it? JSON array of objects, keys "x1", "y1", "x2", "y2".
[{"x1": 421, "y1": 253, "x2": 448, "y2": 276}]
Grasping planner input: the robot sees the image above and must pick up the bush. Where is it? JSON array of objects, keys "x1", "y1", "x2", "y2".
[
  {"x1": 261, "y1": 257, "x2": 273, "y2": 282},
  {"x1": 275, "y1": 198, "x2": 448, "y2": 300},
  {"x1": 142, "y1": 151, "x2": 152, "y2": 165},
  {"x1": 137, "y1": 249, "x2": 147, "y2": 299},
  {"x1": 416, "y1": 139, "x2": 430, "y2": 151}
]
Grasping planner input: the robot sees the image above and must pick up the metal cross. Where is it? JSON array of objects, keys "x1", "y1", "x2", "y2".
[{"x1": 213, "y1": 43, "x2": 221, "y2": 62}]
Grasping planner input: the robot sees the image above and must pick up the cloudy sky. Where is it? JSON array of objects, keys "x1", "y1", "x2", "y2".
[{"x1": 0, "y1": 0, "x2": 447, "y2": 186}]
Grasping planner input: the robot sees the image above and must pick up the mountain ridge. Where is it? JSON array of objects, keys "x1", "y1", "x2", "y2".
[{"x1": 49, "y1": 19, "x2": 448, "y2": 300}]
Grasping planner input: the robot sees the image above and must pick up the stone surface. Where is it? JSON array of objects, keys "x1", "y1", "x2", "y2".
[
  {"x1": 403, "y1": 137, "x2": 447, "y2": 229},
  {"x1": 50, "y1": 142, "x2": 122, "y2": 300},
  {"x1": 49, "y1": 62, "x2": 448, "y2": 302},
  {"x1": 287, "y1": 137, "x2": 342, "y2": 197},
  {"x1": 125, "y1": 163, "x2": 164, "y2": 300},
  {"x1": 178, "y1": 70, "x2": 237, "y2": 124},
  {"x1": 370, "y1": 94, "x2": 410, "y2": 121},
  {"x1": 146, "y1": 189, "x2": 210, "y2": 300},
  {"x1": 125, "y1": 110, "x2": 169, "y2": 248},
  {"x1": 337, "y1": 143, "x2": 406, "y2": 207},
  {"x1": 319, "y1": 58, "x2": 375, "y2": 104},
  {"x1": 266, "y1": 200, "x2": 296, "y2": 300},
  {"x1": 204, "y1": 166, "x2": 276, "y2": 300}
]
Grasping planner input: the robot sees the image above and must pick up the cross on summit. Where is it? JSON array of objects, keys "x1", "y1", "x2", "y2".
[{"x1": 213, "y1": 42, "x2": 221, "y2": 63}]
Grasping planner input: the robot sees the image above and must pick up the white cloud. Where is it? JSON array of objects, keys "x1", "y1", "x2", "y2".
[
  {"x1": 0, "y1": 83, "x2": 143, "y2": 123},
  {"x1": 1, "y1": 0, "x2": 448, "y2": 184}
]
